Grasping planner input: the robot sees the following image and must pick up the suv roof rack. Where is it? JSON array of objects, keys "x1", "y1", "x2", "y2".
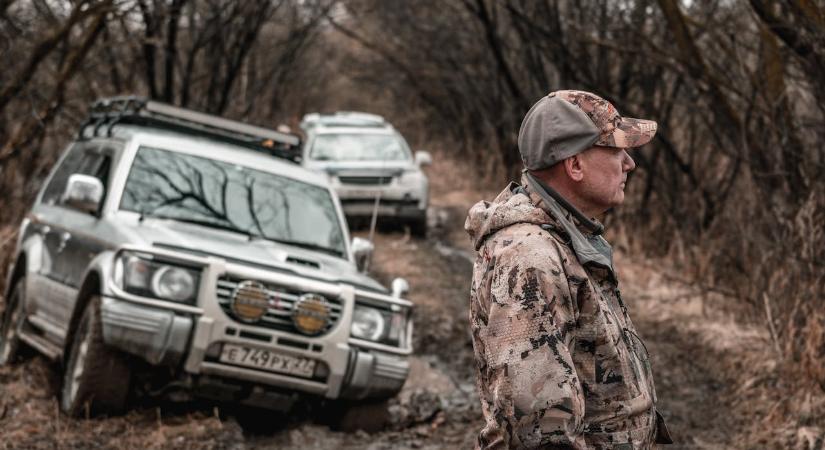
[
  {"x1": 79, "y1": 96, "x2": 302, "y2": 163},
  {"x1": 300, "y1": 111, "x2": 388, "y2": 129}
]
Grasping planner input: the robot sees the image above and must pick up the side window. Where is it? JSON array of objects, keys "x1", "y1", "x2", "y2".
[
  {"x1": 91, "y1": 155, "x2": 111, "y2": 190},
  {"x1": 41, "y1": 144, "x2": 86, "y2": 205},
  {"x1": 77, "y1": 152, "x2": 110, "y2": 181},
  {"x1": 77, "y1": 152, "x2": 112, "y2": 212},
  {"x1": 41, "y1": 145, "x2": 113, "y2": 209}
]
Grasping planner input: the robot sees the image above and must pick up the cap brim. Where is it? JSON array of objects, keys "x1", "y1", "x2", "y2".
[{"x1": 595, "y1": 117, "x2": 657, "y2": 148}]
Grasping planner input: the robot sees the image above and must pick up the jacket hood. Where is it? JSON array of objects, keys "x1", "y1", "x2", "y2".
[
  {"x1": 464, "y1": 182, "x2": 551, "y2": 250},
  {"x1": 466, "y1": 175, "x2": 616, "y2": 274}
]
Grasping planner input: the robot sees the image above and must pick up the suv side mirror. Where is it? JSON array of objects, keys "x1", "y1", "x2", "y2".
[
  {"x1": 414, "y1": 151, "x2": 432, "y2": 167},
  {"x1": 351, "y1": 237, "x2": 374, "y2": 273},
  {"x1": 61, "y1": 174, "x2": 103, "y2": 214},
  {"x1": 391, "y1": 277, "x2": 410, "y2": 298}
]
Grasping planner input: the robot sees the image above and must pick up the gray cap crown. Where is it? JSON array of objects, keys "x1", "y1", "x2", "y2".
[{"x1": 518, "y1": 90, "x2": 658, "y2": 171}]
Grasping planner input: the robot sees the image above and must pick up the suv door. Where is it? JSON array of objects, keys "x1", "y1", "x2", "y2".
[
  {"x1": 32, "y1": 143, "x2": 116, "y2": 337},
  {"x1": 56, "y1": 147, "x2": 114, "y2": 285},
  {"x1": 32, "y1": 143, "x2": 87, "y2": 324}
]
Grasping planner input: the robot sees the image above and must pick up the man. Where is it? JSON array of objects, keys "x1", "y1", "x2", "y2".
[{"x1": 465, "y1": 90, "x2": 672, "y2": 449}]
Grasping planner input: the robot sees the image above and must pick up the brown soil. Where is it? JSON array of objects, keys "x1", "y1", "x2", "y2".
[{"x1": 1, "y1": 153, "x2": 822, "y2": 449}]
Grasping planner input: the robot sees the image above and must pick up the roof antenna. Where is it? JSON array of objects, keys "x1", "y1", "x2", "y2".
[
  {"x1": 367, "y1": 189, "x2": 381, "y2": 246},
  {"x1": 367, "y1": 132, "x2": 392, "y2": 248}
]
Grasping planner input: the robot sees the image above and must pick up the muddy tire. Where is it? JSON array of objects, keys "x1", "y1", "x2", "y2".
[
  {"x1": 333, "y1": 399, "x2": 391, "y2": 433},
  {"x1": 409, "y1": 214, "x2": 427, "y2": 238},
  {"x1": 60, "y1": 296, "x2": 131, "y2": 417},
  {"x1": 230, "y1": 406, "x2": 288, "y2": 434},
  {"x1": 0, "y1": 279, "x2": 29, "y2": 366}
]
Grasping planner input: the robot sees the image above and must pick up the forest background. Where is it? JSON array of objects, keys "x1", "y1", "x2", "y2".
[{"x1": 0, "y1": 0, "x2": 823, "y2": 398}]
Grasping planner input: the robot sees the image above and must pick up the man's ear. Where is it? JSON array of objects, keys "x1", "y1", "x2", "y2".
[{"x1": 564, "y1": 154, "x2": 585, "y2": 182}]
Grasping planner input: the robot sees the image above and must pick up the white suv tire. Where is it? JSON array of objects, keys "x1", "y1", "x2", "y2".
[
  {"x1": 410, "y1": 212, "x2": 427, "y2": 238},
  {"x1": 60, "y1": 296, "x2": 132, "y2": 417}
]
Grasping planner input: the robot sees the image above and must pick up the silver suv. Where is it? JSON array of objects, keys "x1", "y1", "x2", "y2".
[
  {"x1": 300, "y1": 112, "x2": 431, "y2": 236},
  {"x1": 0, "y1": 98, "x2": 412, "y2": 417}
]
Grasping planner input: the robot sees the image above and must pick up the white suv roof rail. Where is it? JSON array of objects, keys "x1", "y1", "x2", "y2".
[{"x1": 80, "y1": 96, "x2": 302, "y2": 163}]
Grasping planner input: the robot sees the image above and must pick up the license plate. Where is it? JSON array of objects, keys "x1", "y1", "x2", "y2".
[{"x1": 219, "y1": 344, "x2": 316, "y2": 378}]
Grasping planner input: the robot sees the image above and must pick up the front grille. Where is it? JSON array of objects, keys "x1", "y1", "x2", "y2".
[
  {"x1": 339, "y1": 176, "x2": 393, "y2": 185},
  {"x1": 216, "y1": 276, "x2": 343, "y2": 334},
  {"x1": 341, "y1": 198, "x2": 419, "y2": 207}
]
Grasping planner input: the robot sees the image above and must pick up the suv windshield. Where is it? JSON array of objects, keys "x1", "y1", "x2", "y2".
[
  {"x1": 120, "y1": 146, "x2": 346, "y2": 257},
  {"x1": 310, "y1": 133, "x2": 409, "y2": 161}
]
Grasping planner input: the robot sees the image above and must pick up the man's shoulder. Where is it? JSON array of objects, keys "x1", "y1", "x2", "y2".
[{"x1": 484, "y1": 222, "x2": 568, "y2": 267}]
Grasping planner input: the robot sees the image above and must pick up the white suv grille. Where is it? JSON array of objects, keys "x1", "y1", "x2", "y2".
[
  {"x1": 338, "y1": 176, "x2": 393, "y2": 185},
  {"x1": 216, "y1": 276, "x2": 343, "y2": 334}
]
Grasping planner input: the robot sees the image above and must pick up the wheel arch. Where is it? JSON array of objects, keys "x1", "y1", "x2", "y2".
[{"x1": 4, "y1": 252, "x2": 27, "y2": 301}]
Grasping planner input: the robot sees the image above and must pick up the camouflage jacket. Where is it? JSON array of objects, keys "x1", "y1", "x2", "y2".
[{"x1": 465, "y1": 175, "x2": 668, "y2": 450}]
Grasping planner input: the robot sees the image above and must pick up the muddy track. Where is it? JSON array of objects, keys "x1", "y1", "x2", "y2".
[{"x1": 637, "y1": 312, "x2": 741, "y2": 449}]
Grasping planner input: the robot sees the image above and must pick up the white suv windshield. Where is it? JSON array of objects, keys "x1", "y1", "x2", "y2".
[
  {"x1": 120, "y1": 146, "x2": 346, "y2": 257},
  {"x1": 310, "y1": 133, "x2": 410, "y2": 161}
]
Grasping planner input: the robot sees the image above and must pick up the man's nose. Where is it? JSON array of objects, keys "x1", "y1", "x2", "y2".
[{"x1": 622, "y1": 150, "x2": 636, "y2": 172}]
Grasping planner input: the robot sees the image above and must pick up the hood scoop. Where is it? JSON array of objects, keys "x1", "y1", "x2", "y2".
[
  {"x1": 286, "y1": 255, "x2": 321, "y2": 269},
  {"x1": 153, "y1": 242, "x2": 320, "y2": 270}
]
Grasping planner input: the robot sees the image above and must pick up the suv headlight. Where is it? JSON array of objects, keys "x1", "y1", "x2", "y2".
[
  {"x1": 114, "y1": 251, "x2": 200, "y2": 304},
  {"x1": 350, "y1": 303, "x2": 409, "y2": 347},
  {"x1": 397, "y1": 169, "x2": 424, "y2": 188}
]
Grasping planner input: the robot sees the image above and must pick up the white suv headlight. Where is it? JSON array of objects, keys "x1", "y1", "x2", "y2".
[
  {"x1": 351, "y1": 305, "x2": 385, "y2": 341},
  {"x1": 350, "y1": 302, "x2": 409, "y2": 347},
  {"x1": 397, "y1": 169, "x2": 424, "y2": 187},
  {"x1": 115, "y1": 251, "x2": 200, "y2": 304},
  {"x1": 152, "y1": 266, "x2": 196, "y2": 302}
]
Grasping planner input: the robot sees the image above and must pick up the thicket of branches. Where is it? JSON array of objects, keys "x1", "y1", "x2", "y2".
[
  {"x1": 332, "y1": 0, "x2": 825, "y2": 386},
  {"x1": 1, "y1": 0, "x2": 823, "y2": 387},
  {"x1": 0, "y1": 0, "x2": 335, "y2": 216}
]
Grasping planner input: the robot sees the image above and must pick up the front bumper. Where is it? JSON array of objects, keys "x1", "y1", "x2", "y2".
[
  {"x1": 340, "y1": 199, "x2": 425, "y2": 220},
  {"x1": 101, "y1": 249, "x2": 411, "y2": 401},
  {"x1": 100, "y1": 296, "x2": 191, "y2": 366},
  {"x1": 333, "y1": 178, "x2": 428, "y2": 219}
]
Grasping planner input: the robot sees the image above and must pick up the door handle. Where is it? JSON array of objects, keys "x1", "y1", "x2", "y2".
[{"x1": 56, "y1": 231, "x2": 71, "y2": 253}]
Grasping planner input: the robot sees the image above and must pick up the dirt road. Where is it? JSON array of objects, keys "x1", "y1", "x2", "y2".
[{"x1": 0, "y1": 177, "x2": 812, "y2": 449}]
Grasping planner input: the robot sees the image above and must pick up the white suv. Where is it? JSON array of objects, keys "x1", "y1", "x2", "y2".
[
  {"x1": 0, "y1": 98, "x2": 412, "y2": 417},
  {"x1": 300, "y1": 112, "x2": 431, "y2": 236}
]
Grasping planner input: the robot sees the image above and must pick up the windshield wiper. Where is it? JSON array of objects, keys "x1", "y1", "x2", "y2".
[
  {"x1": 142, "y1": 213, "x2": 254, "y2": 238},
  {"x1": 250, "y1": 235, "x2": 343, "y2": 258}
]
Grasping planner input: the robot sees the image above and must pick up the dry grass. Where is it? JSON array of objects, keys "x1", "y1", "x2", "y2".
[
  {"x1": 0, "y1": 357, "x2": 244, "y2": 449},
  {"x1": 621, "y1": 253, "x2": 825, "y2": 449}
]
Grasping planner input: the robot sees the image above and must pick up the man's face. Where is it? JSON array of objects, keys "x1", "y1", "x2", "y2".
[{"x1": 577, "y1": 145, "x2": 636, "y2": 214}]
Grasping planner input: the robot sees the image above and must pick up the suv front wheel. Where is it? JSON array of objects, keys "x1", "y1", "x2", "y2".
[
  {"x1": 329, "y1": 398, "x2": 392, "y2": 432},
  {"x1": 409, "y1": 212, "x2": 427, "y2": 238},
  {"x1": 61, "y1": 296, "x2": 132, "y2": 417}
]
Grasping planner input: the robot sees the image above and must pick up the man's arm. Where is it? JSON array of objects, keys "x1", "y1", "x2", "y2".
[{"x1": 475, "y1": 248, "x2": 585, "y2": 449}]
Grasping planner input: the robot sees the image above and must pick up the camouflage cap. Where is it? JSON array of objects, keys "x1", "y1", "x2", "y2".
[{"x1": 518, "y1": 90, "x2": 657, "y2": 171}]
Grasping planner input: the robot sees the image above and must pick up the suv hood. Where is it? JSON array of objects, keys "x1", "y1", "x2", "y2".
[{"x1": 116, "y1": 216, "x2": 387, "y2": 293}]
